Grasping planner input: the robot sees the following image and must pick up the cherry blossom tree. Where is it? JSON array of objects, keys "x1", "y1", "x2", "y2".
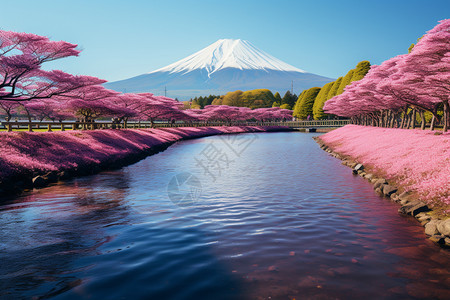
[
  {"x1": 63, "y1": 85, "x2": 135, "y2": 128},
  {"x1": 201, "y1": 105, "x2": 247, "y2": 125},
  {"x1": 0, "y1": 99, "x2": 20, "y2": 121},
  {"x1": 0, "y1": 30, "x2": 86, "y2": 102},
  {"x1": 133, "y1": 93, "x2": 190, "y2": 126},
  {"x1": 324, "y1": 19, "x2": 449, "y2": 131}
]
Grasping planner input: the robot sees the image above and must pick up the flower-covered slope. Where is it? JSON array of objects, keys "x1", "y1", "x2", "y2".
[
  {"x1": 0, "y1": 126, "x2": 286, "y2": 181},
  {"x1": 320, "y1": 125, "x2": 450, "y2": 205}
]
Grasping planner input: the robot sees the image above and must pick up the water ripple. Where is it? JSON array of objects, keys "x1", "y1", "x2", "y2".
[{"x1": 0, "y1": 132, "x2": 449, "y2": 299}]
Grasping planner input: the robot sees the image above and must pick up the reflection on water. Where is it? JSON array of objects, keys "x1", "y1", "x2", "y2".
[{"x1": 0, "y1": 132, "x2": 449, "y2": 299}]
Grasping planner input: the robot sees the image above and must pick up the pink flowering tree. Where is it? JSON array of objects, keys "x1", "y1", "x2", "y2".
[
  {"x1": 201, "y1": 105, "x2": 249, "y2": 125},
  {"x1": 132, "y1": 93, "x2": 190, "y2": 126},
  {"x1": 324, "y1": 19, "x2": 450, "y2": 131},
  {"x1": 183, "y1": 109, "x2": 206, "y2": 122},
  {"x1": 23, "y1": 98, "x2": 74, "y2": 122},
  {"x1": 0, "y1": 99, "x2": 20, "y2": 121},
  {"x1": 63, "y1": 85, "x2": 135, "y2": 127},
  {"x1": 401, "y1": 19, "x2": 450, "y2": 131},
  {"x1": 0, "y1": 30, "x2": 86, "y2": 102},
  {"x1": 252, "y1": 107, "x2": 292, "y2": 122}
]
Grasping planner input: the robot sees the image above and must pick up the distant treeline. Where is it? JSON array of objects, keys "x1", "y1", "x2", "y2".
[
  {"x1": 187, "y1": 89, "x2": 298, "y2": 110},
  {"x1": 186, "y1": 60, "x2": 371, "y2": 120}
]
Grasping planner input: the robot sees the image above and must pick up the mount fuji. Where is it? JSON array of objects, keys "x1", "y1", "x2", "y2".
[{"x1": 105, "y1": 39, "x2": 334, "y2": 99}]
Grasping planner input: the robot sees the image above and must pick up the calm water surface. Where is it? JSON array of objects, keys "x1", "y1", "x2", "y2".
[{"x1": 0, "y1": 132, "x2": 449, "y2": 299}]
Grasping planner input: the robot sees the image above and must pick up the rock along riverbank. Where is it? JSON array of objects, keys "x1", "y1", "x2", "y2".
[
  {"x1": 0, "y1": 126, "x2": 292, "y2": 197},
  {"x1": 315, "y1": 125, "x2": 450, "y2": 248}
]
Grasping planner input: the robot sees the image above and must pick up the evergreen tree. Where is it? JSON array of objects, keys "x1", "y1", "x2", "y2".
[
  {"x1": 241, "y1": 89, "x2": 275, "y2": 108},
  {"x1": 222, "y1": 90, "x2": 244, "y2": 106},
  {"x1": 292, "y1": 90, "x2": 306, "y2": 114},
  {"x1": 351, "y1": 60, "x2": 371, "y2": 82},
  {"x1": 336, "y1": 69, "x2": 354, "y2": 95},
  {"x1": 282, "y1": 90, "x2": 297, "y2": 107},
  {"x1": 312, "y1": 81, "x2": 334, "y2": 119},
  {"x1": 326, "y1": 77, "x2": 343, "y2": 100},
  {"x1": 274, "y1": 92, "x2": 282, "y2": 104},
  {"x1": 293, "y1": 87, "x2": 321, "y2": 119}
]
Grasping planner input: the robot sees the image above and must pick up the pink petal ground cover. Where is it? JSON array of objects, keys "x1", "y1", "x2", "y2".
[
  {"x1": 0, "y1": 126, "x2": 286, "y2": 183},
  {"x1": 320, "y1": 125, "x2": 450, "y2": 206}
]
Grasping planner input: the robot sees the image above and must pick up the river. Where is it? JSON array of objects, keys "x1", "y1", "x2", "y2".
[{"x1": 0, "y1": 132, "x2": 449, "y2": 299}]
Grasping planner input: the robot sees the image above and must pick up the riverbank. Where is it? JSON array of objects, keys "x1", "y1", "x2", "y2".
[
  {"x1": 0, "y1": 126, "x2": 291, "y2": 196},
  {"x1": 316, "y1": 125, "x2": 450, "y2": 247}
]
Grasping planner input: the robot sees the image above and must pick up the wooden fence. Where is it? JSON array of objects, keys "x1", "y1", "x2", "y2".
[{"x1": 0, "y1": 119, "x2": 351, "y2": 132}]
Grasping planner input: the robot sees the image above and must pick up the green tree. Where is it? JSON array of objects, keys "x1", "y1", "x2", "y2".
[
  {"x1": 274, "y1": 92, "x2": 282, "y2": 104},
  {"x1": 222, "y1": 90, "x2": 244, "y2": 106},
  {"x1": 292, "y1": 90, "x2": 306, "y2": 114},
  {"x1": 240, "y1": 89, "x2": 275, "y2": 108},
  {"x1": 326, "y1": 77, "x2": 343, "y2": 100},
  {"x1": 280, "y1": 103, "x2": 291, "y2": 110},
  {"x1": 336, "y1": 69, "x2": 354, "y2": 95},
  {"x1": 293, "y1": 87, "x2": 321, "y2": 119},
  {"x1": 312, "y1": 81, "x2": 334, "y2": 119},
  {"x1": 272, "y1": 102, "x2": 280, "y2": 107},
  {"x1": 351, "y1": 61, "x2": 371, "y2": 82},
  {"x1": 282, "y1": 90, "x2": 297, "y2": 107}
]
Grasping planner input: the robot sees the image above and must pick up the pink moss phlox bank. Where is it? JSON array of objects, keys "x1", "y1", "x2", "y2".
[
  {"x1": 320, "y1": 125, "x2": 450, "y2": 205},
  {"x1": 0, "y1": 126, "x2": 287, "y2": 183}
]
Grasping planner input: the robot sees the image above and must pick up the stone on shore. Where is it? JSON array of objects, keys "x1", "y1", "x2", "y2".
[
  {"x1": 382, "y1": 185, "x2": 398, "y2": 197},
  {"x1": 415, "y1": 212, "x2": 431, "y2": 223},
  {"x1": 436, "y1": 219, "x2": 450, "y2": 236},
  {"x1": 425, "y1": 220, "x2": 440, "y2": 236},
  {"x1": 352, "y1": 163, "x2": 364, "y2": 174},
  {"x1": 365, "y1": 173, "x2": 374, "y2": 181},
  {"x1": 373, "y1": 179, "x2": 388, "y2": 190},
  {"x1": 398, "y1": 191, "x2": 415, "y2": 205},
  {"x1": 398, "y1": 200, "x2": 430, "y2": 216}
]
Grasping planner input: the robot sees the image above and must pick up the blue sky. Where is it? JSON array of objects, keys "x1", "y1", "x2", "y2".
[{"x1": 2, "y1": 0, "x2": 448, "y2": 82}]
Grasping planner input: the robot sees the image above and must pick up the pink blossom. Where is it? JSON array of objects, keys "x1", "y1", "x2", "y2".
[{"x1": 320, "y1": 125, "x2": 450, "y2": 205}]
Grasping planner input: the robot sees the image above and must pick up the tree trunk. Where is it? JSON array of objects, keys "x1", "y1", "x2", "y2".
[
  {"x1": 405, "y1": 110, "x2": 412, "y2": 129},
  {"x1": 443, "y1": 101, "x2": 449, "y2": 132},
  {"x1": 23, "y1": 106, "x2": 33, "y2": 132},
  {"x1": 389, "y1": 111, "x2": 395, "y2": 128},
  {"x1": 400, "y1": 111, "x2": 406, "y2": 129},
  {"x1": 419, "y1": 110, "x2": 425, "y2": 130},
  {"x1": 411, "y1": 109, "x2": 416, "y2": 129},
  {"x1": 430, "y1": 115, "x2": 436, "y2": 131}
]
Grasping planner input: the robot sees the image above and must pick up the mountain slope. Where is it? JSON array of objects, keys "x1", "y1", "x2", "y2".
[{"x1": 105, "y1": 39, "x2": 333, "y2": 99}]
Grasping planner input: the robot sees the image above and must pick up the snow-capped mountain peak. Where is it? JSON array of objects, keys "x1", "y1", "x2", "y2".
[{"x1": 149, "y1": 39, "x2": 306, "y2": 77}]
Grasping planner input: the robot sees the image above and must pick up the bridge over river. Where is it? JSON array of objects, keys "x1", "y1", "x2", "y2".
[{"x1": 0, "y1": 119, "x2": 351, "y2": 131}]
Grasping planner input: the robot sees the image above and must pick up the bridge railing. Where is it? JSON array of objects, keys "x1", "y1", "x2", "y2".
[
  {"x1": 0, "y1": 119, "x2": 351, "y2": 132},
  {"x1": 284, "y1": 119, "x2": 351, "y2": 128}
]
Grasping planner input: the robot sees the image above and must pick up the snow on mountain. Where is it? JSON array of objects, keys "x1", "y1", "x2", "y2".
[
  {"x1": 105, "y1": 39, "x2": 333, "y2": 99},
  {"x1": 150, "y1": 39, "x2": 306, "y2": 77}
]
